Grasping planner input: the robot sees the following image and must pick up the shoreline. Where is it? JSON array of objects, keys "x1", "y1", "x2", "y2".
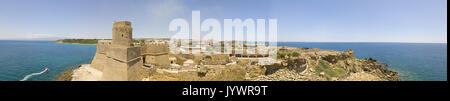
[
  {"x1": 54, "y1": 41, "x2": 97, "y2": 45},
  {"x1": 55, "y1": 65, "x2": 80, "y2": 81},
  {"x1": 54, "y1": 39, "x2": 99, "y2": 45},
  {"x1": 55, "y1": 63, "x2": 103, "y2": 81}
]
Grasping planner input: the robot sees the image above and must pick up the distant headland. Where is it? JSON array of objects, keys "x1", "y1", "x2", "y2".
[{"x1": 55, "y1": 39, "x2": 100, "y2": 45}]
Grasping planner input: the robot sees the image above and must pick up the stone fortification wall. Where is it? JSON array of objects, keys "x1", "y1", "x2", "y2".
[
  {"x1": 96, "y1": 40, "x2": 111, "y2": 54},
  {"x1": 141, "y1": 42, "x2": 169, "y2": 55},
  {"x1": 91, "y1": 40, "x2": 111, "y2": 71},
  {"x1": 141, "y1": 41, "x2": 170, "y2": 66},
  {"x1": 90, "y1": 21, "x2": 143, "y2": 81}
]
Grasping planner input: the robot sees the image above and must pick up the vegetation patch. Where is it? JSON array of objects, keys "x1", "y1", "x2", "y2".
[
  {"x1": 55, "y1": 67, "x2": 76, "y2": 81},
  {"x1": 210, "y1": 67, "x2": 247, "y2": 81},
  {"x1": 288, "y1": 52, "x2": 299, "y2": 57},
  {"x1": 315, "y1": 60, "x2": 347, "y2": 80},
  {"x1": 56, "y1": 39, "x2": 100, "y2": 44},
  {"x1": 277, "y1": 52, "x2": 286, "y2": 59}
]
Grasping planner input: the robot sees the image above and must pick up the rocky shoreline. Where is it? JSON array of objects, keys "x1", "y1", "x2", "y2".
[
  {"x1": 56, "y1": 64, "x2": 104, "y2": 81},
  {"x1": 248, "y1": 47, "x2": 399, "y2": 81},
  {"x1": 55, "y1": 65, "x2": 78, "y2": 81}
]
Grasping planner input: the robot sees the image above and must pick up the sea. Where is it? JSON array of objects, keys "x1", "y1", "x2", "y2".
[
  {"x1": 0, "y1": 40, "x2": 446, "y2": 81},
  {"x1": 0, "y1": 40, "x2": 96, "y2": 81}
]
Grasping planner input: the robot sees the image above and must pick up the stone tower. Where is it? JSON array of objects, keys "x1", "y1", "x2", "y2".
[
  {"x1": 112, "y1": 21, "x2": 133, "y2": 47},
  {"x1": 101, "y1": 21, "x2": 142, "y2": 81}
]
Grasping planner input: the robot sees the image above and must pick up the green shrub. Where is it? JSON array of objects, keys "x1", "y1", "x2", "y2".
[
  {"x1": 59, "y1": 39, "x2": 99, "y2": 44},
  {"x1": 277, "y1": 52, "x2": 286, "y2": 59},
  {"x1": 211, "y1": 67, "x2": 247, "y2": 81},
  {"x1": 315, "y1": 60, "x2": 347, "y2": 80},
  {"x1": 289, "y1": 52, "x2": 299, "y2": 57}
]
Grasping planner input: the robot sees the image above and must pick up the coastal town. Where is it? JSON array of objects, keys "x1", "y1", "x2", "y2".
[{"x1": 57, "y1": 21, "x2": 399, "y2": 81}]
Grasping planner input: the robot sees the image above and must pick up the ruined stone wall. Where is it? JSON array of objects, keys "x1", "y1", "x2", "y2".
[{"x1": 201, "y1": 54, "x2": 230, "y2": 65}]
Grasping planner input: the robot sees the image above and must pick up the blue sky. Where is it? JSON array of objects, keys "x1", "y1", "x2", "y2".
[{"x1": 0, "y1": 0, "x2": 447, "y2": 43}]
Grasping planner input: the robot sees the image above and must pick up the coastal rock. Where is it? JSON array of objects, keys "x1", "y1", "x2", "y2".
[{"x1": 71, "y1": 64, "x2": 103, "y2": 81}]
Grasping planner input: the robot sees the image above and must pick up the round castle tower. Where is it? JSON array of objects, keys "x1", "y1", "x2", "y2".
[{"x1": 112, "y1": 21, "x2": 133, "y2": 47}]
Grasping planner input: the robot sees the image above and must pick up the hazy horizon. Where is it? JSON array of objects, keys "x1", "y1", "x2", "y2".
[
  {"x1": 0, "y1": 0, "x2": 447, "y2": 43},
  {"x1": 1, "y1": 38, "x2": 447, "y2": 44}
]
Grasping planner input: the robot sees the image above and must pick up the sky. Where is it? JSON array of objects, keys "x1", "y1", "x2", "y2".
[{"x1": 0, "y1": 0, "x2": 447, "y2": 43}]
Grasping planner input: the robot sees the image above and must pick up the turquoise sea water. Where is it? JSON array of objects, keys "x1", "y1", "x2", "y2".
[
  {"x1": 0, "y1": 40, "x2": 446, "y2": 81},
  {"x1": 0, "y1": 40, "x2": 96, "y2": 81},
  {"x1": 277, "y1": 42, "x2": 447, "y2": 81}
]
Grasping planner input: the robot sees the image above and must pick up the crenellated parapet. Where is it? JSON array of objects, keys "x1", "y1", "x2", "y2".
[
  {"x1": 140, "y1": 40, "x2": 170, "y2": 66},
  {"x1": 96, "y1": 40, "x2": 111, "y2": 54},
  {"x1": 141, "y1": 41, "x2": 169, "y2": 55}
]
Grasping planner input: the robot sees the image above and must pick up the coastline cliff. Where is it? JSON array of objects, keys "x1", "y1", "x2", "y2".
[{"x1": 249, "y1": 47, "x2": 399, "y2": 81}]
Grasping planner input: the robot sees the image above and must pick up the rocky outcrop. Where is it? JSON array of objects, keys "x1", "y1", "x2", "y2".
[{"x1": 250, "y1": 47, "x2": 399, "y2": 81}]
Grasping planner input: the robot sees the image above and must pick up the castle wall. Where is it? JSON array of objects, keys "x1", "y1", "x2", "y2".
[
  {"x1": 145, "y1": 55, "x2": 169, "y2": 65},
  {"x1": 90, "y1": 21, "x2": 144, "y2": 81},
  {"x1": 102, "y1": 57, "x2": 128, "y2": 81},
  {"x1": 126, "y1": 57, "x2": 144, "y2": 81},
  {"x1": 106, "y1": 46, "x2": 141, "y2": 62},
  {"x1": 101, "y1": 55, "x2": 143, "y2": 81},
  {"x1": 141, "y1": 42, "x2": 170, "y2": 66},
  {"x1": 91, "y1": 52, "x2": 107, "y2": 71},
  {"x1": 142, "y1": 43, "x2": 169, "y2": 54},
  {"x1": 97, "y1": 40, "x2": 111, "y2": 54},
  {"x1": 100, "y1": 46, "x2": 141, "y2": 81},
  {"x1": 91, "y1": 40, "x2": 111, "y2": 71}
]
